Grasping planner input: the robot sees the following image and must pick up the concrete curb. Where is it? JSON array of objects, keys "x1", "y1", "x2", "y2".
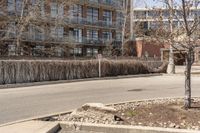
[
  {"x1": 0, "y1": 97, "x2": 186, "y2": 127},
  {"x1": 0, "y1": 73, "x2": 162, "y2": 89},
  {"x1": 60, "y1": 122, "x2": 199, "y2": 133},
  {"x1": 0, "y1": 121, "x2": 60, "y2": 133},
  {"x1": 0, "y1": 110, "x2": 73, "y2": 128},
  {"x1": 2, "y1": 97, "x2": 199, "y2": 133}
]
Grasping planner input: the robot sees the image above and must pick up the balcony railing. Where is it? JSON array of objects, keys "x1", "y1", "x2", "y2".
[
  {"x1": 80, "y1": 0, "x2": 122, "y2": 8},
  {"x1": 0, "y1": 30, "x2": 121, "y2": 46},
  {"x1": 64, "y1": 17, "x2": 121, "y2": 29}
]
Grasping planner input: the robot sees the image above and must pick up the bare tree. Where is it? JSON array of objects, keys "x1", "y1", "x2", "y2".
[
  {"x1": 150, "y1": 0, "x2": 200, "y2": 108},
  {"x1": 0, "y1": 0, "x2": 77, "y2": 57}
]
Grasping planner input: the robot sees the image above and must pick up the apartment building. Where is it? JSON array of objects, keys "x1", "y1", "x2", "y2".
[
  {"x1": 133, "y1": 8, "x2": 200, "y2": 64},
  {"x1": 0, "y1": 0, "x2": 125, "y2": 57},
  {"x1": 133, "y1": 8, "x2": 200, "y2": 30}
]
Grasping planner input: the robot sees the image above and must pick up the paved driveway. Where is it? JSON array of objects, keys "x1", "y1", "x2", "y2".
[{"x1": 0, "y1": 75, "x2": 200, "y2": 125}]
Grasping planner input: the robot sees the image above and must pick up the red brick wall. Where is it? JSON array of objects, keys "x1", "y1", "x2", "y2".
[{"x1": 135, "y1": 39, "x2": 164, "y2": 58}]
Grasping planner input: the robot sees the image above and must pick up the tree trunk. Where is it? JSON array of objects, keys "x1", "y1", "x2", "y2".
[
  {"x1": 184, "y1": 50, "x2": 194, "y2": 109},
  {"x1": 16, "y1": 38, "x2": 20, "y2": 56},
  {"x1": 167, "y1": 45, "x2": 175, "y2": 74}
]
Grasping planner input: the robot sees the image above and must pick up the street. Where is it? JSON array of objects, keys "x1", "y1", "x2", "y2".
[{"x1": 0, "y1": 75, "x2": 200, "y2": 125}]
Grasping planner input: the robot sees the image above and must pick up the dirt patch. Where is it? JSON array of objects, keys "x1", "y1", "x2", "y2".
[
  {"x1": 51, "y1": 98, "x2": 200, "y2": 131},
  {"x1": 114, "y1": 98, "x2": 200, "y2": 130}
]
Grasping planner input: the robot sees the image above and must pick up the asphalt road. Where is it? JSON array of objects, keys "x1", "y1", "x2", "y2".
[{"x1": 0, "y1": 75, "x2": 200, "y2": 125}]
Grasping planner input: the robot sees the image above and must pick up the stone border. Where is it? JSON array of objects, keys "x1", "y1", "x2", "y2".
[{"x1": 59, "y1": 122, "x2": 199, "y2": 133}]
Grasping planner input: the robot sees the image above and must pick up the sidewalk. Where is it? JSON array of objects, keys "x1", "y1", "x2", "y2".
[
  {"x1": 0, "y1": 121, "x2": 59, "y2": 133},
  {"x1": 175, "y1": 66, "x2": 200, "y2": 74}
]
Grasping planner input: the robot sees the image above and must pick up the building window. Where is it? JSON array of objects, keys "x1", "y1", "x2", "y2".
[
  {"x1": 87, "y1": 30, "x2": 98, "y2": 41},
  {"x1": 55, "y1": 47, "x2": 63, "y2": 57},
  {"x1": 74, "y1": 48, "x2": 82, "y2": 55},
  {"x1": 88, "y1": 0, "x2": 98, "y2": 3},
  {"x1": 71, "y1": 4, "x2": 82, "y2": 18},
  {"x1": 29, "y1": 25, "x2": 44, "y2": 41},
  {"x1": 102, "y1": 0, "x2": 112, "y2": 4},
  {"x1": 7, "y1": 0, "x2": 15, "y2": 12},
  {"x1": 51, "y1": 3, "x2": 58, "y2": 18},
  {"x1": 102, "y1": 31, "x2": 112, "y2": 41},
  {"x1": 16, "y1": 0, "x2": 22, "y2": 13},
  {"x1": 116, "y1": 12, "x2": 124, "y2": 26},
  {"x1": 86, "y1": 48, "x2": 92, "y2": 56},
  {"x1": 51, "y1": 2, "x2": 63, "y2": 18},
  {"x1": 116, "y1": 33, "x2": 122, "y2": 41},
  {"x1": 57, "y1": 27, "x2": 64, "y2": 38},
  {"x1": 51, "y1": 27, "x2": 64, "y2": 38},
  {"x1": 31, "y1": 0, "x2": 45, "y2": 16},
  {"x1": 33, "y1": 45, "x2": 44, "y2": 56},
  {"x1": 8, "y1": 22, "x2": 16, "y2": 38},
  {"x1": 73, "y1": 28, "x2": 82, "y2": 43},
  {"x1": 87, "y1": 7, "x2": 99, "y2": 23},
  {"x1": 103, "y1": 10, "x2": 112, "y2": 25},
  {"x1": 93, "y1": 48, "x2": 98, "y2": 55},
  {"x1": 8, "y1": 45, "x2": 16, "y2": 56}
]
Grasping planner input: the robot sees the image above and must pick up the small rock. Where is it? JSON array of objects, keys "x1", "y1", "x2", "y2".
[
  {"x1": 135, "y1": 103, "x2": 140, "y2": 106},
  {"x1": 169, "y1": 123, "x2": 176, "y2": 128},
  {"x1": 131, "y1": 121, "x2": 136, "y2": 125},
  {"x1": 187, "y1": 127, "x2": 191, "y2": 130},
  {"x1": 114, "y1": 115, "x2": 123, "y2": 121},
  {"x1": 80, "y1": 118, "x2": 84, "y2": 122},
  {"x1": 195, "y1": 127, "x2": 200, "y2": 130},
  {"x1": 175, "y1": 125, "x2": 180, "y2": 129},
  {"x1": 180, "y1": 123, "x2": 185, "y2": 126},
  {"x1": 138, "y1": 122, "x2": 143, "y2": 125}
]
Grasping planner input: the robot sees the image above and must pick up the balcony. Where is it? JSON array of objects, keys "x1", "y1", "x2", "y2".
[
  {"x1": 79, "y1": 0, "x2": 122, "y2": 8},
  {"x1": 0, "y1": 11, "x2": 7, "y2": 21},
  {"x1": 65, "y1": 17, "x2": 121, "y2": 29},
  {"x1": 0, "y1": 29, "x2": 122, "y2": 46},
  {"x1": 0, "y1": 30, "x2": 16, "y2": 39}
]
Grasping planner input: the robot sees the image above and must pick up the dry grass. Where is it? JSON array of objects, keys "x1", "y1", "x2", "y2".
[{"x1": 0, "y1": 60, "x2": 164, "y2": 84}]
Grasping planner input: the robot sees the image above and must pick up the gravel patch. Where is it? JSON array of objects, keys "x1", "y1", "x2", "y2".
[{"x1": 50, "y1": 98, "x2": 200, "y2": 131}]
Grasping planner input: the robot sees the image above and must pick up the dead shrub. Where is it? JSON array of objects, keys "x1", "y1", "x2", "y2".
[{"x1": 0, "y1": 60, "x2": 164, "y2": 85}]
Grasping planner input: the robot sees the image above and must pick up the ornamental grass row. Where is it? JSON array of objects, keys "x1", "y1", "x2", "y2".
[{"x1": 0, "y1": 60, "x2": 163, "y2": 85}]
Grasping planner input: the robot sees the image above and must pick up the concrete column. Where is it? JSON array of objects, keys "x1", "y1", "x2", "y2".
[
  {"x1": 112, "y1": 11, "x2": 116, "y2": 23},
  {"x1": 99, "y1": 7, "x2": 103, "y2": 20},
  {"x1": 112, "y1": 30, "x2": 116, "y2": 40},
  {"x1": 99, "y1": 29, "x2": 102, "y2": 39},
  {"x1": 82, "y1": 4, "x2": 87, "y2": 18}
]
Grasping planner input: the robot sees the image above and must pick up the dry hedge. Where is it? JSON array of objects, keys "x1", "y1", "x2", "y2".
[{"x1": 0, "y1": 60, "x2": 164, "y2": 85}]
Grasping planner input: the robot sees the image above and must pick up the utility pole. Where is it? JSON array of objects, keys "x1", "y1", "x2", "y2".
[{"x1": 167, "y1": 0, "x2": 175, "y2": 74}]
